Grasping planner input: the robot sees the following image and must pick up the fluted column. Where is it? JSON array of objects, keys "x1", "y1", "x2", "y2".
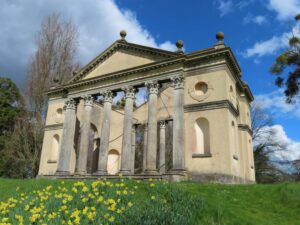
[
  {"x1": 142, "y1": 124, "x2": 148, "y2": 172},
  {"x1": 94, "y1": 90, "x2": 114, "y2": 175},
  {"x1": 56, "y1": 98, "x2": 77, "y2": 175},
  {"x1": 131, "y1": 125, "x2": 136, "y2": 174},
  {"x1": 75, "y1": 95, "x2": 94, "y2": 174},
  {"x1": 120, "y1": 86, "x2": 135, "y2": 175},
  {"x1": 145, "y1": 81, "x2": 159, "y2": 174},
  {"x1": 171, "y1": 74, "x2": 186, "y2": 172},
  {"x1": 159, "y1": 120, "x2": 166, "y2": 174}
]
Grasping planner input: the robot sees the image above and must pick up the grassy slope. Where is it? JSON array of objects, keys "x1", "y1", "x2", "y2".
[{"x1": 0, "y1": 179, "x2": 299, "y2": 225}]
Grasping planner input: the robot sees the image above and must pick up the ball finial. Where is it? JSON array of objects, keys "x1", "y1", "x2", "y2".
[
  {"x1": 176, "y1": 40, "x2": 184, "y2": 52},
  {"x1": 120, "y1": 30, "x2": 127, "y2": 40},
  {"x1": 216, "y1": 32, "x2": 224, "y2": 42}
]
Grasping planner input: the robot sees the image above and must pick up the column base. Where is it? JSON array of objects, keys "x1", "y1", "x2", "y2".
[
  {"x1": 119, "y1": 170, "x2": 132, "y2": 176},
  {"x1": 55, "y1": 171, "x2": 71, "y2": 176},
  {"x1": 163, "y1": 169, "x2": 187, "y2": 182},
  {"x1": 144, "y1": 169, "x2": 159, "y2": 175},
  {"x1": 74, "y1": 171, "x2": 88, "y2": 176},
  {"x1": 93, "y1": 170, "x2": 108, "y2": 176}
]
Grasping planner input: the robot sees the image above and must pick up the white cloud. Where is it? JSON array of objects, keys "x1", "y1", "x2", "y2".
[
  {"x1": 243, "y1": 26, "x2": 300, "y2": 58},
  {"x1": 254, "y1": 90, "x2": 300, "y2": 118},
  {"x1": 268, "y1": 0, "x2": 300, "y2": 21},
  {"x1": 243, "y1": 14, "x2": 267, "y2": 25},
  {"x1": 254, "y1": 125, "x2": 300, "y2": 161},
  {"x1": 217, "y1": 0, "x2": 233, "y2": 17},
  {"x1": 0, "y1": 0, "x2": 176, "y2": 86}
]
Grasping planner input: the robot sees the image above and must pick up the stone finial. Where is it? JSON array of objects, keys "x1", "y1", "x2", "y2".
[
  {"x1": 215, "y1": 32, "x2": 225, "y2": 48},
  {"x1": 120, "y1": 30, "x2": 127, "y2": 41},
  {"x1": 176, "y1": 40, "x2": 184, "y2": 53}
]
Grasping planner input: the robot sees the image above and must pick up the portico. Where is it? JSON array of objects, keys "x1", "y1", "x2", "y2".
[{"x1": 55, "y1": 72, "x2": 186, "y2": 179}]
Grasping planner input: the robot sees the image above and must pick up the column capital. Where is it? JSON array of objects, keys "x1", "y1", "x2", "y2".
[
  {"x1": 101, "y1": 89, "x2": 114, "y2": 103},
  {"x1": 145, "y1": 80, "x2": 159, "y2": 95},
  {"x1": 159, "y1": 120, "x2": 166, "y2": 129},
  {"x1": 82, "y1": 95, "x2": 94, "y2": 107},
  {"x1": 122, "y1": 86, "x2": 136, "y2": 99},
  {"x1": 64, "y1": 98, "x2": 76, "y2": 110},
  {"x1": 171, "y1": 74, "x2": 184, "y2": 89}
]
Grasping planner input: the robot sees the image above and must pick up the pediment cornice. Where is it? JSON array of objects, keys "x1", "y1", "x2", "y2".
[
  {"x1": 69, "y1": 40, "x2": 179, "y2": 83},
  {"x1": 48, "y1": 47, "x2": 244, "y2": 97}
]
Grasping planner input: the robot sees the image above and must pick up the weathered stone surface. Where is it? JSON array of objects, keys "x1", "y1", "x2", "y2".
[
  {"x1": 144, "y1": 81, "x2": 159, "y2": 174},
  {"x1": 159, "y1": 120, "x2": 166, "y2": 174},
  {"x1": 76, "y1": 95, "x2": 94, "y2": 174},
  {"x1": 94, "y1": 90, "x2": 114, "y2": 175},
  {"x1": 171, "y1": 74, "x2": 185, "y2": 172},
  {"x1": 56, "y1": 98, "x2": 77, "y2": 175},
  {"x1": 120, "y1": 86, "x2": 135, "y2": 175}
]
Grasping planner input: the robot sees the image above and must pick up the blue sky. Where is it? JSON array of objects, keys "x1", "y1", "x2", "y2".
[{"x1": 0, "y1": 0, "x2": 299, "y2": 159}]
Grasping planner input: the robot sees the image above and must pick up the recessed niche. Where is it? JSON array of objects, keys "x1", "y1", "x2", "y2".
[
  {"x1": 194, "y1": 82, "x2": 208, "y2": 96},
  {"x1": 56, "y1": 108, "x2": 63, "y2": 118}
]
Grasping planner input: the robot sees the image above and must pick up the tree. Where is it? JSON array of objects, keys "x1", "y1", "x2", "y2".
[
  {"x1": 251, "y1": 103, "x2": 292, "y2": 183},
  {"x1": 0, "y1": 77, "x2": 25, "y2": 150},
  {"x1": 270, "y1": 14, "x2": 300, "y2": 103},
  {"x1": 0, "y1": 115, "x2": 43, "y2": 178},
  {"x1": 0, "y1": 77, "x2": 25, "y2": 135},
  {"x1": 0, "y1": 77, "x2": 40, "y2": 178},
  {"x1": 27, "y1": 13, "x2": 79, "y2": 117}
]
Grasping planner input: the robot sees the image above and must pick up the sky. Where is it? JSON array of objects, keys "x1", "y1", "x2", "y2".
[{"x1": 0, "y1": 0, "x2": 299, "y2": 161}]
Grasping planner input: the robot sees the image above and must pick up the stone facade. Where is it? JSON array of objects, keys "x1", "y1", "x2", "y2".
[{"x1": 38, "y1": 31, "x2": 255, "y2": 183}]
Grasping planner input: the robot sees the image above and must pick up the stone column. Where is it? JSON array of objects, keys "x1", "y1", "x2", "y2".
[
  {"x1": 159, "y1": 120, "x2": 166, "y2": 174},
  {"x1": 120, "y1": 86, "x2": 135, "y2": 175},
  {"x1": 171, "y1": 74, "x2": 185, "y2": 172},
  {"x1": 56, "y1": 98, "x2": 77, "y2": 175},
  {"x1": 145, "y1": 81, "x2": 159, "y2": 174},
  {"x1": 75, "y1": 95, "x2": 94, "y2": 175},
  {"x1": 94, "y1": 90, "x2": 114, "y2": 175},
  {"x1": 131, "y1": 125, "x2": 136, "y2": 174},
  {"x1": 142, "y1": 124, "x2": 148, "y2": 172}
]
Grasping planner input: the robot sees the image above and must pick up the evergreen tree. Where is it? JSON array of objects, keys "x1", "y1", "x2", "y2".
[{"x1": 271, "y1": 14, "x2": 300, "y2": 103}]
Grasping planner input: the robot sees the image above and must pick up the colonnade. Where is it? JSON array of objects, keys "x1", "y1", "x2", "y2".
[{"x1": 55, "y1": 74, "x2": 185, "y2": 176}]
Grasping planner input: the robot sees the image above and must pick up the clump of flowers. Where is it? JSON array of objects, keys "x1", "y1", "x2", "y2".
[{"x1": 0, "y1": 178, "x2": 159, "y2": 224}]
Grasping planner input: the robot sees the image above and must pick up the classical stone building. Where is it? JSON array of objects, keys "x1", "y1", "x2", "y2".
[{"x1": 38, "y1": 31, "x2": 255, "y2": 183}]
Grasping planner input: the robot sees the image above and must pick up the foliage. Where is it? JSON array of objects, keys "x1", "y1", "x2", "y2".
[
  {"x1": 0, "y1": 115, "x2": 44, "y2": 178},
  {"x1": 0, "y1": 178, "x2": 202, "y2": 225},
  {"x1": 0, "y1": 77, "x2": 24, "y2": 136},
  {"x1": 0, "y1": 179, "x2": 300, "y2": 225},
  {"x1": 270, "y1": 15, "x2": 300, "y2": 103},
  {"x1": 251, "y1": 103, "x2": 293, "y2": 183}
]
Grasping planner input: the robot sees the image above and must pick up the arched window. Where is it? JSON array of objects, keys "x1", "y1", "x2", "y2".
[
  {"x1": 194, "y1": 118, "x2": 210, "y2": 156},
  {"x1": 50, "y1": 134, "x2": 60, "y2": 161},
  {"x1": 107, "y1": 149, "x2": 120, "y2": 175}
]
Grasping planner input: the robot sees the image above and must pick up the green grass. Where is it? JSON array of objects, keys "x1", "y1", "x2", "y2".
[{"x1": 0, "y1": 178, "x2": 299, "y2": 225}]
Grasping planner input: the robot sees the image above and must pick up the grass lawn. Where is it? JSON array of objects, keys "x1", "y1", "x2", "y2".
[{"x1": 0, "y1": 178, "x2": 299, "y2": 225}]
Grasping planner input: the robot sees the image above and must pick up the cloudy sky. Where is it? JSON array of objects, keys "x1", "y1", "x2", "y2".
[{"x1": 0, "y1": 0, "x2": 299, "y2": 160}]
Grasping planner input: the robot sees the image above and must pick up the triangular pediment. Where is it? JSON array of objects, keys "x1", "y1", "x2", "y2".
[{"x1": 69, "y1": 41, "x2": 178, "y2": 83}]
